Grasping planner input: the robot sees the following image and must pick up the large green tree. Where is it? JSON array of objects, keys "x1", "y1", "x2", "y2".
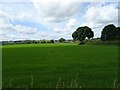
[
  {"x1": 101, "y1": 24, "x2": 116, "y2": 41},
  {"x1": 116, "y1": 27, "x2": 120, "y2": 40},
  {"x1": 101, "y1": 24, "x2": 120, "y2": 41},
  {"x1": 72, "y1": 26, "x2": 94, "y2": 44}
]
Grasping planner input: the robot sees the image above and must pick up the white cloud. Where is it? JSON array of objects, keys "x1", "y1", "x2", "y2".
[
  {"x1": 14, "y1": 25, "x2": 37, "y2": 34},
  {"x1": 0, "y1": 10, "x2": 38, "y2": 41},
  {"x1": 0, "y1": 0, "x2": 119, "y2": 2},
  {"x1": 81, "y1": 3, "x2": 118, "y2": 37},
  {"x1": 53, "y1": 18, "x2": 78, "y2": 39},
  {"x1": 66, "y1": 18, "x2": 77, "y2": 27},
  {"x1": 0, "y1": 1, "x2": 119, "y2": 41},
  {"x1": 84, "y1": 4, "x2": 118, "y2": 24},
  {"x1": 0, "y1": 10, "x2": 10, "y2": 19},
  {"x1": 16, "y1": 12, "x2": 33, "y2": 20},
  {"x1": 30, "y1": 0, "x2": 82, "y2": 23}
]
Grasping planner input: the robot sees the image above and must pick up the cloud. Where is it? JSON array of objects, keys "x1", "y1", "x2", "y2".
[
  {"x1": 0, "y1": 0, "x2": 119, "y2": 2},
  {"x1": 31, "y1": 0, "x2": 82, "y2": 23},
  {"x1": 0, "y1": 1, "x2": 119, "y2": 41},
  {"x1": 14, "y1": 25, "x2": 38, "y2": 34},
  {"x1": 66, "y1": 18, "x2": 77, "y2": 27},
  {"x1": 0, "y1": 24, "x2": 38, "y2": 41},
  {"x1": 84, "y1": 4, "x2": 118, "y2": 24},
  {"x1": 81, "y1": 3, "x2": 118, "y2": 37},
  {"x1": 0, "y1": 10, "x2": 10, "y2": 19},
  {"x1": 0, "y1": 10, "x2": 38, "y2": 41},
  {"x1": 53, "y1": 18, "x2": 78, "y2": 39},
  {"x1": 0, "y1": 9, "x2": 14, "y2": 36}
]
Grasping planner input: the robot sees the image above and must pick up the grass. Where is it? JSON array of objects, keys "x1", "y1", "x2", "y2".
[{"x1": 2, "y1": 43, "x2": 118, "y2": 88}]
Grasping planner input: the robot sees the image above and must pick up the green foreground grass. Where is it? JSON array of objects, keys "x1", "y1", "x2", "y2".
[{"x1": 2, "y1": 43, "x2": 118, "y2": 88}]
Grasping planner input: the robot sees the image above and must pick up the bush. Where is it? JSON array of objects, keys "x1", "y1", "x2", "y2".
[
  {"x1": 50, "y1": 40, "x2": 54, "y2": 43},
  {"x1": 41, "y1": 40, "x2": 46, "y2": 43},
  {"x1": 59, "y1": 38, "x2": 66, "y2": 43}
]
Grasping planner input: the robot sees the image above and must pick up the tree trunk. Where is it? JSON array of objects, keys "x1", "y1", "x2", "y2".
[
  {"x1": 105, "y1": 35, "x2": 106, "y2": 42},
  {"x1": 79, "y1": 40, "x2": 84, "y2": 45}
]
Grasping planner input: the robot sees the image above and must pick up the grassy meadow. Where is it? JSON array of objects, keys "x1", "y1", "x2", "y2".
[{"x1": 2, "y1": 44, "x2": 118, "y2": 88}]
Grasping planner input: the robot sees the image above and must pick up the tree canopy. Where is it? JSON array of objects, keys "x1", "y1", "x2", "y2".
[
  {"x1": 116, "y1": 27, "x2": 120, "y2": 40},
  {"x1": 72, "y1": 26, "x2": 94, "y2": 44},
  {"x1": 101, "y1": 24, "x2": 120, "y2": 41},
  {"x1": 59, "y1": 38, "x2": 66, "y2": 43},
  {"x1": 50, "y1": 40, "x2": 54, "y2": 43}
]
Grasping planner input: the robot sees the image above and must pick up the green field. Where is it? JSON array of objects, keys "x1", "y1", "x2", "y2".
[{"x1": 2, "y1": 44, "x2": 118, "y2": 88}]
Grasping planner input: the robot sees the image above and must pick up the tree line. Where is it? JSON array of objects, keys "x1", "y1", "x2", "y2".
[
  {"x1": 1, "y1": 38, "x2": 68, "y2": 45},
  {"x1": 1, "y1": 24, "x2": 120, "y2": 45},
  {"x1": 72, "y1": 24, "x2": 120, "y2": 44}
]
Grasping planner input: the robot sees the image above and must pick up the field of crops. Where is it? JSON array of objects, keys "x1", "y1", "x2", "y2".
[{"x1": 2, "y1": 44, "x2": 118, "y2": 88}]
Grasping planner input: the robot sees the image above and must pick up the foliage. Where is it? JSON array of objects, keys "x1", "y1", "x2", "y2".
[
  {"x1": 101, "y1": 24, "x2": 116, "y2": 41},
  {"x1": 101, "y1": 24, "x2": 120, "y2": 41},
  {"x1": 50, "y1": 40, "x2": 55, "y2": 43},
  {"x1": 116, "y1": 27, "x2": 120, "y2": 40},
  {"x1": 59, "y1": 38, "x2": 66, "y2": 43},
  {"x1": 72, "y1": 26, "x2": 94, "y2": 43},
  {"x1": 41, "y1": 40, "x2": 46, "y2": 43}
]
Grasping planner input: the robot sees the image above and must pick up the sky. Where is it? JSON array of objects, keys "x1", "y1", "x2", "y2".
[{"x1": 0, "y1": 0, "x2": 119, "y2": 41}]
